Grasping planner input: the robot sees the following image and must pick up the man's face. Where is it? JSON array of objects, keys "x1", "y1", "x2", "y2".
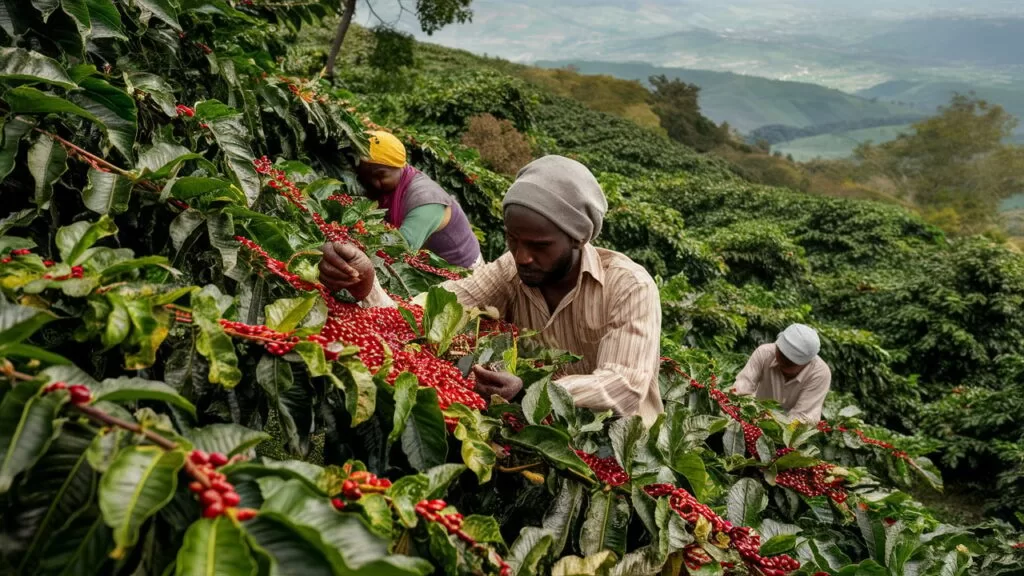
[
  {"x1": 775, "y1": 348, "x2": 807, "y2": 379},
  {"x1": 356, "y1": 162, "x2": 401, "y2": 199},
  {"x1": 504, "y1": 205, "x2": 577, "y2": 288}
]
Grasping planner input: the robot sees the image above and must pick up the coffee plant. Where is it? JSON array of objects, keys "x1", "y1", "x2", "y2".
[{"x1": 1, "y1": 1, "x2": 1024, "y2": 575}]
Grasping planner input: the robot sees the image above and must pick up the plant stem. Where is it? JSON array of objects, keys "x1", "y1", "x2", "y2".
[
  {"x1": 33, "y1": 128, "x2": 188, "y2": 211},
  {"x1": 496, "y1": 461, "x2": 542, "y2": 473},
  {"x1": 35, "y1": 128, "x2": 133, "y2": 179},
  {"x1": 284, "y1": 249, "x2": 324, "y2": 271},
  {"x1": 383, "y1": 260, "x2": 412, "y2": 298},
  {"x1": 71, "y1": 404, "x2": 213, "y2": 486},
  {"x1": 2, "y1": 369, "x2": 36, "y2": 382}
]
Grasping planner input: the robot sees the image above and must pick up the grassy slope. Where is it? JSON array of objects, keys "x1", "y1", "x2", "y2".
[
  {"x1": 772, "y1": 124, "x2": 914, "y2": 161},
  {"x1": 406, "y1": 42, "x2": 665, "y2": 133}
]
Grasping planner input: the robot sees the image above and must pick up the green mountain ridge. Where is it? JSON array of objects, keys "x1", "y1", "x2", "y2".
[{"x1": 534, "y1": 60, "x2": 922, "y2": 134}]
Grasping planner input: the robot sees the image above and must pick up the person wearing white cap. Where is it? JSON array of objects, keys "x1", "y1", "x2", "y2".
[{"x1": 731, "y1": 323, "x2": 832, "y2": 424}]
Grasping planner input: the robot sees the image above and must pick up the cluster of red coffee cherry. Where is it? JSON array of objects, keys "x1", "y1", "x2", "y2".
[
  {"x1": 253, "y1": 156, "x2": 308, "y2": 213},
  {"x1": 42, "y1": 381, "x2": 92, "y2": 404},
  {"x1": 773, "y1": 448, "x2": 848, "y2": 504},
  {"x1": 0, "y1": 248, "x2": 33, "y2": 265},
  {"x1": 660, "y1": 359, "x2": 766, "y2": 460},
  {"x1": 186, "y1": 450, "x2": 257, "y2": 520},
  {"x1": 235, "y1": 236, "x2": 322, "y2": 294},
  {"x1": 707, "y1": 387, "x2": 764, "y2": 459},
  {"x1": 502, "y1": 413, "x2": 525, "y2": 432},
  {"x1": 327, "y1": 194, "x2": 354, "y2": 206},
  {"x1": 330, "y1": 470, "x2": 392, "y2": 510},
  {"x1": 41, "y1": 265, "x2": 85, "y2": 281},
  {"x1": 573, "y1": 449, "x2": 630, "y2": 486},
  {"x1": 644, "y1": 483, "x2": 801, "y2": 576},
  {"x1": 403, "y1": 251, "x2": 462, "y2": 281},
  {"x1": 415, "y1": 499, "x2": 511, "y2": 576},
  {"x1": 312, "y1": 212, "x2": 365, "y2": 250},
  {"x1": 817, "y1": 420, "x2": 911, "y2": 462}
]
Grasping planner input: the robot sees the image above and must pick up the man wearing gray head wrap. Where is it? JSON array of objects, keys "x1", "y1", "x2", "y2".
[
  {"x1": 319, "y1": 155, "x2": 665, "y2": 425},
  {"x1": 731, "y1": 323, "x2": 832, "y2": 423}
]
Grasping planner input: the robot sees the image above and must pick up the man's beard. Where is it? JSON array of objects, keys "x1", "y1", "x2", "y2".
[{"x1": 518, "y1": 248, "x2": 575, "y2": 288}]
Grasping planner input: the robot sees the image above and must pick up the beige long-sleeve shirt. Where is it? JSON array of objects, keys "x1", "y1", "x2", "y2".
[
  {"x1": 364, "y1": 244, "x2": 664, "y2": 425},
  {"x1": 732, "y1": 344, "x2": 831, "y2": 423}
]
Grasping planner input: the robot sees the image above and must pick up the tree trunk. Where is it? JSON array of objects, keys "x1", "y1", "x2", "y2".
[{"x1": 325, "y1": 0, "x2": 357, "y2": 77}]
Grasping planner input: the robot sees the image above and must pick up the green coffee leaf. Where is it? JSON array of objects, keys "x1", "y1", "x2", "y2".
[
  {"x1": 580, "y1": 491, "x2": 630, "y2": 557},
  {"x1": 329, "y1": 360, "x2": 376, "y2": 427},
  {"x1": 265, "y1": 295, "x2": 317, "y2": 333},
  {"x1": 0, "y1": 380, "x2": 63, "y2": 493},
  {"x1": 98, "y1": 445, "x2": 185, "y2": 557},
  {"x1": 0, "y1": 47, "x2": 75, "y2": 88},
  {"x1": 502, "y1": 425, "x2": 592, "y2": 478},
  {"x1": 91, "y1": 377, "x2": 196, "y2": 415},
  {"x1": 388, "y1": 372, "x2": 418, "y2": 445},
  {"x1": 55, "y1": 215, "x2": 117, "y2": 265},
  {"x1": 550, "y1": 551, "x2": 616, "y2": 576},
  {"x1": 186, "y1": 423, "x2": 270, "y2": 457},
  {"x1": 401, "y1": 387, "x2": 448, "y2": 470},
  {"x1": 727, "y1": 478, "x2": 767, "y2": 530},
  {"x1": 176, "y1": 517, "x2": 258, "y2": 576},
  {"x1": 192, "y1": 285, "x2": 242, "y2": 387},
  {"x1": 27, "y1": 132, "x2": 68, "y2": 208}
]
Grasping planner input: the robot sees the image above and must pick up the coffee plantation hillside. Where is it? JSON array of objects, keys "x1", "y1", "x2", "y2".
[
  {"x1": 307, "y1": 24, "x2": 1024, "y2": 520},
  {"x1": 1, "y1": 3, "x2": 1023, "y2": 576}
]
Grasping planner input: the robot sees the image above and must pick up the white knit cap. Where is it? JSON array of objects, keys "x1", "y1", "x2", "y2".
[{"x1": 775, "y1": 324, "x2": 820, "y2": 366}]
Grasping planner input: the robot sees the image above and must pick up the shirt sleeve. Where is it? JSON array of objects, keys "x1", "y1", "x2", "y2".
[
  {"x1": 733, "y1": 345, "x2": 770, "y2": 396},
  {"x1": 398, "y1": 204, "x2": 446, "y2": 251},
  {"x1": 788, "y1": 363, "x2": 831, "y2": 424},
  {"x1": 554, "y1": 270, "x2": 661, "y2": 417}
]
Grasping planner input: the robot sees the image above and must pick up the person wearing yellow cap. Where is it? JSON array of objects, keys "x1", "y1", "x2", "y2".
[{"x1": 357, "y1": 131, "x2": 482, "y2": 269}]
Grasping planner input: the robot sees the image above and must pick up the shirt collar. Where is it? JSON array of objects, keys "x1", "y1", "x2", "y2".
[{"x1": 580, "y1": 243, "x2": 605, "y2": 286}]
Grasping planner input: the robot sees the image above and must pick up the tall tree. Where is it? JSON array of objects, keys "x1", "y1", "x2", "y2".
[
  {"x1": 647, "y1": 74, "x2": 727, "y2": 152},
  {"x1": 326, "y1": 0, "x2": 473, "y2": 76},
  {"x1": 855, "y1": 94, "x2": 1024, "y2": 234}
]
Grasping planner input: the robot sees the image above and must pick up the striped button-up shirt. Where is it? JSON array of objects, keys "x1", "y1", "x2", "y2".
[
  {"x1": 732, "y1": 344, "x2": 832, "y2": 423},
  {"x1": 364, "y1": 244, "x2": 664, "y2": 424}
]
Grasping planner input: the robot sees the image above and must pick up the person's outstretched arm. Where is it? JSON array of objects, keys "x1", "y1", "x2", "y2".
[
  {"x1": 733, "y1": 346, "x2": 771, "y2": 396},
  {"x1": 319, "y1": 242, "x2": 513, "y2": 313}
]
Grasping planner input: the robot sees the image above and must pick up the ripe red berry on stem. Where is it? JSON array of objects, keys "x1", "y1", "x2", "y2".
[
  {"x1": 200, "y1": 490, "x2": 221, "y2": 507},
  {"x1": 203, "y1": 502, "x2": 224, "y2": 518},
  {"x1": 236, "y1": 508, "x2": 258, "y2": 521},
  {"x1": 211, "y1": 479, "x2": 233, "y2": 494},
  {"x1": 68, "y1": 385, "x2": 92, "y2": 404},
  {"x1": 190, "y1": 450, "x2": 210, "y2": 465},
  {"x1": 221, "y1": 491, "x2": 241, "y2": 507},
  {"x1": 209, "y1": 452, "x2": 229, "y2": 467}
]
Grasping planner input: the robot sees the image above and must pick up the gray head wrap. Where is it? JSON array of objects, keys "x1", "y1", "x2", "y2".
[{"x1": 501, "y1": 155, "x2": 607, "y2": 243}]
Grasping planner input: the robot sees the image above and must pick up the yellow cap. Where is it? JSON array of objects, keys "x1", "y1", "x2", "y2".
[{"x1": 364, "y1": 130, "x2": 407, "y2": 168}]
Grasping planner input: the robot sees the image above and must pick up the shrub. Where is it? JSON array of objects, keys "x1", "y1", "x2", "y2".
[{"x1": 459, "y1": 114, "x2": 533, "y2": 176}]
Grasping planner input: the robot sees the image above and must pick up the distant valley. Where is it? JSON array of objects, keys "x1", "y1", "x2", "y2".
[{"x1": 365, "y1": 0, "x2": 1024, "y2": 161}]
